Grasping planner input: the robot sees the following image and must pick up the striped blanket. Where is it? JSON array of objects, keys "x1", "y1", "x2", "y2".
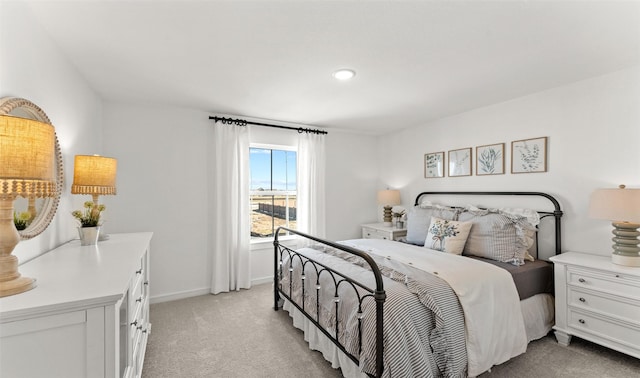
[{"x1": 279, "y1": 239, "x2": 526, "y2": 377}]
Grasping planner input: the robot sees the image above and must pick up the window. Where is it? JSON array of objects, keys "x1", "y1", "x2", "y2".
[{"x1": 249, "y1": 146, "x2": 297, "y2": 240}]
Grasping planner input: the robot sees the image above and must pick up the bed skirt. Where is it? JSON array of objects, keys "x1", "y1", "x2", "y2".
[{"x1": 282, "y1": 293, "x2": 554, "y2": 377}]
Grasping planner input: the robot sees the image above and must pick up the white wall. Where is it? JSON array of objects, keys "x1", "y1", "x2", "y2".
[
  {"x1": 1, "y1": 1, "x2": 103, "y2": 262},
  {"x1": 378, "y1": 66, "x2": 640, "y2": 257},
  {"x1": 102, "y1": 103, "x2": 211, "y2": 302}
]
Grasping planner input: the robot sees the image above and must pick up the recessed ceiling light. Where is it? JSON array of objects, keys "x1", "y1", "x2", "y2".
[{"x1": 333, "y1": 69, "x2": 356, "y2": 80}]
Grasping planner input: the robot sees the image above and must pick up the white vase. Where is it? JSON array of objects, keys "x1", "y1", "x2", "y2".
[{"x1": 78, "y1": 226, "x2": 100, "y2": 246}]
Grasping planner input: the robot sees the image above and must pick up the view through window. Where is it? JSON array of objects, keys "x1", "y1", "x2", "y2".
[{"x1": 250, "y1": 147, "x2": 297, "y2": 239}]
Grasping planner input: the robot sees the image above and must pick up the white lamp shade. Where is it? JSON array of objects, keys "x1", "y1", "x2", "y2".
[
  {"x1": 589, "y1": 187, "x2": 640, "y2": 223},
  {"x1": 377, "y1": 190, "x2": 401, "y2": 206},
  {"x1": 71, "y1": 155, "x2": 117, "y2": 196}
]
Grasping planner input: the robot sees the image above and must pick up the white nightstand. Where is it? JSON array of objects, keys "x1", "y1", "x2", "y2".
[
  {"x1": 361, "y1": 223, "x2": 407, "y2": 241},
  {"x1": 550, "y1": 251, "x2": 640, "y2": 359}
]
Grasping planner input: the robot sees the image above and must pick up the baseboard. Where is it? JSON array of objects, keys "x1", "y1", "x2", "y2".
[
  {"x1": 150, "y1": 287, "x2": 211, "y2": 304},
  {"x1": 252, "y1": 276, "x2": 273, "y2": 286},
  {"x1": 150, "y1": 277, "x2": 274, "y2": 304}
]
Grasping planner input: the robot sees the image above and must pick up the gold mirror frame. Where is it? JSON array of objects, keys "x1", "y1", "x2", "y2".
[{"x1": 0, "y1": 97, "x2": 64, "y2": 239}]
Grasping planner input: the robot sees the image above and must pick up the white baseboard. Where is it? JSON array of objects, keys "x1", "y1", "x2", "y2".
[
  {"x1": 150, "y1": 287, "x2": 210, "y2": 304},
  {"x1": 149, "y1": 276, "x2": 274, "y2": 304},
  {"x1": 252, "y1": 276, "x2": 273, "y2": 286}
]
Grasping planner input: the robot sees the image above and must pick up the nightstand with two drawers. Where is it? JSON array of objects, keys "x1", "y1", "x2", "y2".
[
  {"x1": 361, "y1": 223, "x2": 407, "y2": 241},
  {"x1": 550, "y1": 251, "x2": 640, "y2": 359}
]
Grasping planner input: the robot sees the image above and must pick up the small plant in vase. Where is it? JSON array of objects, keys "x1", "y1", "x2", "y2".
[
  {"x1": 392, "y1": 208, "x2": 406, "y2": 228},
  {"x1": 72, "y1": 201, "x2": 106, "y2": 245},
  {"x1": 13, "y1": 211, "x2": 31, "y2": 231}
]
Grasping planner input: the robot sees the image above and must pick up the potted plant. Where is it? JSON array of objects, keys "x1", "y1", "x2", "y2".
[
  {"x1": 13, "y1": 211, "x2": 30, "y2": 231},
  {"x1": 392, "y1": 208, "x2": 406, "y2": 229},
  {"x1": 72, "y1": 201, "x2": 106, "y2": 245}
]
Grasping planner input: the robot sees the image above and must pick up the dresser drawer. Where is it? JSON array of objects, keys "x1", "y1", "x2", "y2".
[
  {"x1": 568, "y1": 308, "x2": 640, "y2": 349},
  {"x1": 567, "y1": 266, "x2": 640, "y2": 299},
  {"x1": 568, "y1": 288, "x2": 640, "y2": 324},
  {"x1": 362, "y1": 228, "x2": 390, "y2": 240}
]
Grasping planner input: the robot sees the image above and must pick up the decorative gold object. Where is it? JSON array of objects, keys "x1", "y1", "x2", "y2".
[{"x1": 0, "y1": 115, "x2": 57, "y2": 297}]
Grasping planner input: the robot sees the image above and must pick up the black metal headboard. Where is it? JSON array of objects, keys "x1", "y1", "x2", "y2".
[{"x1": 414, "y1": 191, "x2": 563, "y2": 256}]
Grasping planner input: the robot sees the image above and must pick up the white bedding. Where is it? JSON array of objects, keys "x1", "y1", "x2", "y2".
[{"x1": 339, "y1": 239, "x2": 528, "y2": 376}]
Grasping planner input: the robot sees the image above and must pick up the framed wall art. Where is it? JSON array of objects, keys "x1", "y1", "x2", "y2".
[
  {"x1": 476, "y1": 143, "x2": 505, "y2": 175},
  {"x1": 424, "y1": 151, "x2": 445, "y2": 178},
  {"x1": 448, "y1": 147, "x2": 472, "y2": 177},
  {"x1": 511, "y1": 137, "x2": 547, "y2": 173}
]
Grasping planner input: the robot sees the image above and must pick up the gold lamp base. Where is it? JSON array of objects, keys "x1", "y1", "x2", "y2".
[
  {"x1": 0, "y1": 275, "x2": 36, "y2": 297},
  {"x1": 0, "y1": 251, "x2": 37, "y2": 297},
  {"x1": 0, "y1": 198, "x2": 36, "y2": 297}
]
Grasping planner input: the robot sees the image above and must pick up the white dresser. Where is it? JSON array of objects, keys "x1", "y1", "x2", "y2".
[
  {"x1": 0, "y1": 232, "x2": 153, "y2": 378},
  {"x1": 361, "y1": 223, "x2": 407, "y2": 241},
  {"x1": 550, "y1": 251, "x2": 640, "y2": 358}
]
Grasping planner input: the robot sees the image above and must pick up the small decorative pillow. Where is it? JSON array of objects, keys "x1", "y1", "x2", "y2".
[
  {"x1": 425, "y1": 217, "x2": 472, "y2": 255},
  {"x1": 405, "y1": 206, "x2": 460, "y2": 246}
]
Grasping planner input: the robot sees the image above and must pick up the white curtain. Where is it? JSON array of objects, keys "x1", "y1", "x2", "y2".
[
  {"x1": 209, "y1": 121, "x2": 251, "y2": 294},
  {"x1": 297, "y1": 132, "x2": 326, "y2": 238}
]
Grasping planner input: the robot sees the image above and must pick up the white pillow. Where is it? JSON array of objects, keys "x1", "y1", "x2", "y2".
[{"x1": 425, "y1": 217, "x2": 472, "y2": 255}]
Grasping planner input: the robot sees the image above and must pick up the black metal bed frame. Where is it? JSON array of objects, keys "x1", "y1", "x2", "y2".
[{"x1": 273, "y1": 191, "x2": 563, "y2": 378}]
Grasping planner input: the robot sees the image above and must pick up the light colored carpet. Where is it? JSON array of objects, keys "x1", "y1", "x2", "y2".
[{"x1": 143, "y1": 283, "x2": 640, "y2": 377}]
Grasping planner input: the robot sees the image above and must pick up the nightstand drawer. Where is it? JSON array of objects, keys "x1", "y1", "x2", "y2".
[
  {"x1": 362, "y1": 228, "x2": 390, "y2": 240},
  {"x1": 568, "y1": 308, "x2": 640, "y2": 348},
  {"x1": 568, "y1": 267, "x2": 640, "y2": 299},
  {"x1": 568, "y1": 288, "x2": 640, "y2": 324}
]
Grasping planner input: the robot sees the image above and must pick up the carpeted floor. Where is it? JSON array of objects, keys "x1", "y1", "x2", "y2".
[{"x1": 142, "y1": 283, "x2": 640, "y2": 378}]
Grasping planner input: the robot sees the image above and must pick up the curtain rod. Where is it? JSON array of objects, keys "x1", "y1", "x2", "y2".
[{"x1": 209, "y1": 116, "x2": 328, "y2": 135}]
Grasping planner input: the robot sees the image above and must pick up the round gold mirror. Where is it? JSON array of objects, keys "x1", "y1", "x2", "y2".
[{"x1": 0, "y1": 97, "x2": 63, "y2": 239}]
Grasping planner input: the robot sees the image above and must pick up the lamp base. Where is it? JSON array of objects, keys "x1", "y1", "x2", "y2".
[
  {"x1": 612, "y1": 253, "x2": 640, "y2": 267},
  {"x1": 0, "y1": 276, "x2": 36, "y2": 297},
  {"x1": 610, "y1": 221, "x2": 640, "y2": 267},
  {"x1": 383, "y1": 205, "x2": 393, "y2": 226}
]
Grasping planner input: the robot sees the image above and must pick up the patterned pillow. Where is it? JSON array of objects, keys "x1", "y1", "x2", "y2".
[
  {"x1": 458, "y1": 208, "x2": 537, "y2": 265},
  {"x1": 424, "y1": 217, "x2": 472, "y2": 255},
  {"x1": 405, "y1": 205, "x2": 459, "y2": 246}
]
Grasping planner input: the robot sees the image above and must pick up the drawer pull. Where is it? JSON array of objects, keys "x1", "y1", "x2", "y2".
[
  {"x1": 579, "y1": 297, "x2": 586, "y2": 302},
  {"x1": 615, "y1": 274, "x2": 621, "y2": 278},
  {"x1": 136, "y1": 269, "x2": 143, "y2": 275},
  {"x1": 579, "y1": 319, "x2": 585, "y2": 324},
  {"x1": 578, "y1": 278, "x2": 586, "y2": 283},
  {"x1": 136, "y1": 297, "x2": 143, "y2": 303},
  {"x1": 137, "y1": 325, "x2": 143, "y2": 331},
  {"x1": 131, "y1": 320, "x2": 138, "y2": 327}
]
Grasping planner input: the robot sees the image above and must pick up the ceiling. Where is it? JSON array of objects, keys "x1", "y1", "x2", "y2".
[{"x1": 23, "y1": 0, "x2": 640, "y2": 135}]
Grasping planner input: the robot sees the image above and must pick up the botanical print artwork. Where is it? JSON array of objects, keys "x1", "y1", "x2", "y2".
[
  {"x1": 448, "y1": 148, "x2": 472, "y2": 177},
  {"x1": 512, "y1": 137, "x2": 547, "y2": 173},
  {"x1": 429, "y1": 219, "x2": 460, "y2": 251},
  {"x1": 424, "y1": 152, "x2": 445, "y2": 178},
  {"x1": 476, "y1": 143, "x2": 505, "y2": 175}
]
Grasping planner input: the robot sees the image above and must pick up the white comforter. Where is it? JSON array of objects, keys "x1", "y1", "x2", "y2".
[{"x1": 340, "y1": 239, "x2": 528, "y2": 376}]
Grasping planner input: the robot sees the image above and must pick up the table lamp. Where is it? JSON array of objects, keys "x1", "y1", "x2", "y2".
[
  {"x1": 377, "y1": 190, "x2": 401, "y2": 226},
  {"x1": 589, "y1": 184, "x2": 640, "y2": 267},
  {"x1": 0, "y1": 115, "x2": 57, "y2": 297},
  {"x1": 71, "y1": 155, "x2": 117, "y2": 239}
]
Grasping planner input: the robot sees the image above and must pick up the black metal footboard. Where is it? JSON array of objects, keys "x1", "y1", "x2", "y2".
[{"x1": 273, "y1": 227, "x2": 386, "y2": 378}]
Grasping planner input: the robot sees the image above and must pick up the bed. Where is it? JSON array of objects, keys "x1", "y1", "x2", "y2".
[{"x1": 273, "y1": 191, "x2": 563, "y2": 378}]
